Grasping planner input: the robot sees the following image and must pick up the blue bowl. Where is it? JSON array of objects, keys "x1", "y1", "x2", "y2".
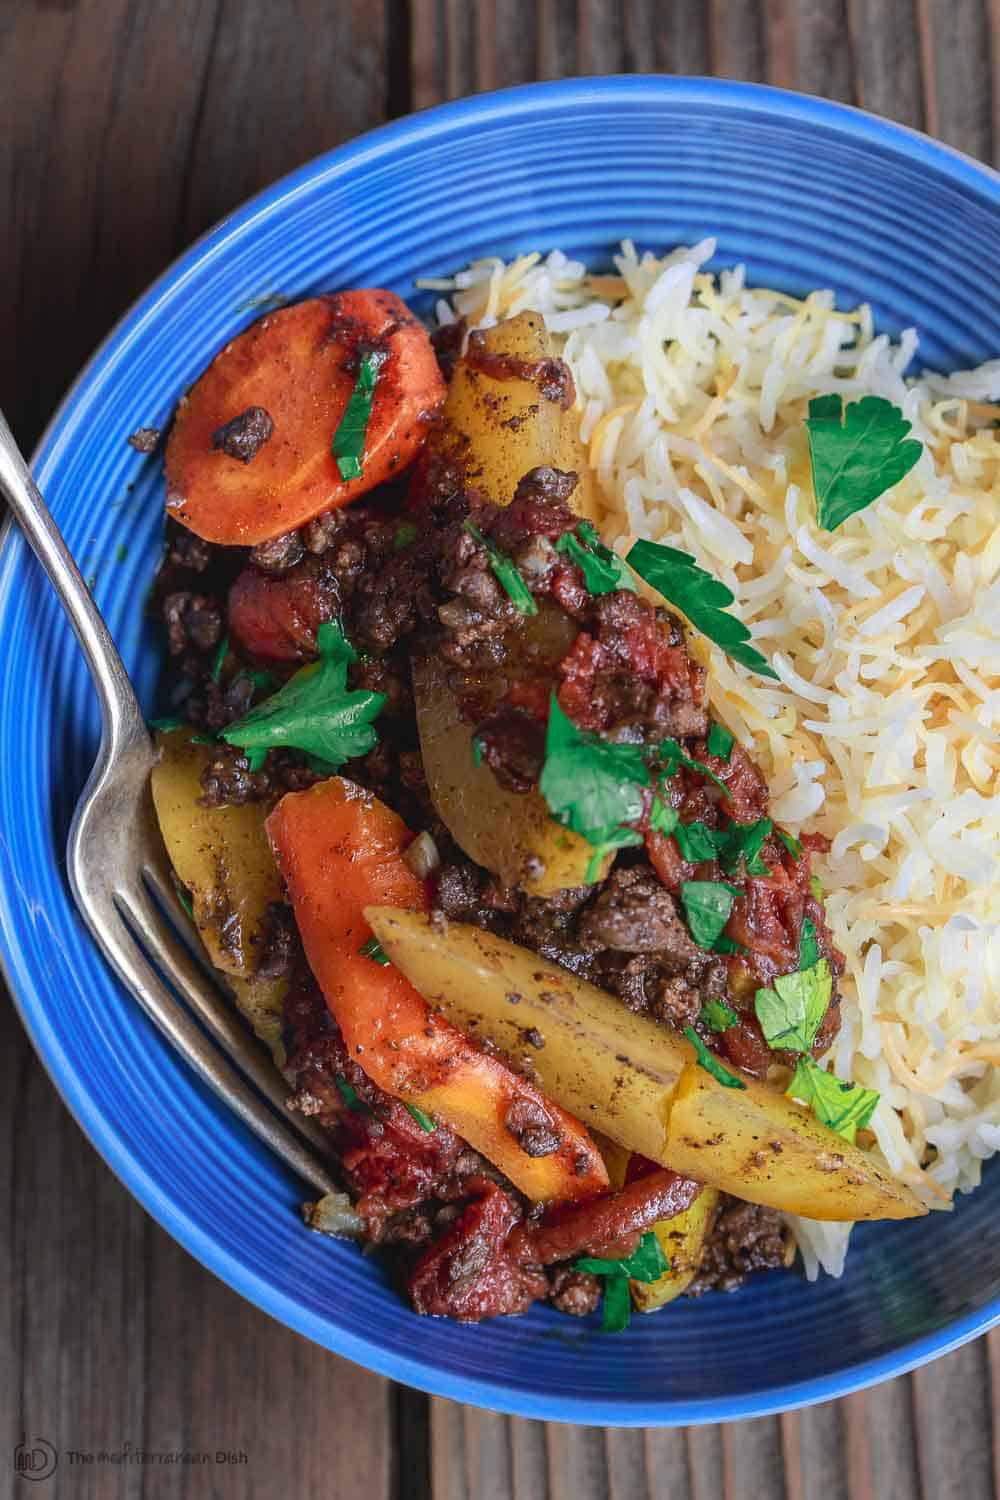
[{"x1": 3, "y1": 77, "x2": 999, "y2": 1425}]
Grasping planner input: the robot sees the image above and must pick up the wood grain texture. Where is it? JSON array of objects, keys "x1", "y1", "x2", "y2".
[{"x1": 2, "y1": 3, "x2": 999, "y2": 1498}]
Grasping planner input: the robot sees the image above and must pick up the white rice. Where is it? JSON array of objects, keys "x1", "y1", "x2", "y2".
[{"x1": 422, "y1": 242, "x2": 1000, "y2": 1278}]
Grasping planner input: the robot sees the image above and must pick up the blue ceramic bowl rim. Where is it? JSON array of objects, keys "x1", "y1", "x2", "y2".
[{"x1": 4, "y1": 74, "x2": 1000, "y2": 1426}]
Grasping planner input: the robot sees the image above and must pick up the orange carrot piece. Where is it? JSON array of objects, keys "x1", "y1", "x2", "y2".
[
  {"x1": 267, "y1": 778, "x2": 608, "y2": 1204},
  {"x1": 166, "y1": 291, "x2": 444, "y2": 546}
]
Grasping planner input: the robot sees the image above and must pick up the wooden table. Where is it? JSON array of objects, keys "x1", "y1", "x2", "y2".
[{"x1": 2, "y1": 3, "x2": 998, "y2": 1495}]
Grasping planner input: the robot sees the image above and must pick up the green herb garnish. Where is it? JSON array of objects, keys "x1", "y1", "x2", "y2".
[
  {"x1": 707, "y1": 722, "x2": 735, "y2": 761},
  {"x1": 700, "y1": 999, "x2": 738, "y2": 1033},
  {"x1": 539, "y1": 696, "x2": 649, "y2": 846},
  {"x1": 222, "y1": 620, "x2": 385, "y2": 771},
  {"x1": 683, "y1": 1026, "x2": 746, "y2": 1089},
  {"x1": 583, "y1": 825, "x2": 645, "y2": 884},
  {"x1": 626, "y1": 539, "x2": 778, "y2": 680},
  {"x1": 776, "y1": 828, "x2": 803, "y2": 860},
  {"x1": 335, "y1": 1075, "x2": 363, "y2": 1110},
  {"x1": 575, "y1": 1231, "x2": 670, "y2": 1333},
  {"x1": 674, "y1": 820, "x2": 723, "y2": 864},
  {"x1": 149, "y1": 716, "x2": 185, "y2": 733},
  {"x1": 799, "y1": 917, "x2": 820, "y2": 971},
  {"x1": 555, "y1": 521, "x2": 637, "y2": 596},
  {"x1": 359, "y1": 935, "x2": 390, "y2": 966},
  {"x1": 659, "y1": 737, "x2": 731, "y2": 797},
  {"x1": 471, "y1": 735, "x2": 485, "y2": 768},
  {"x1": 174, "y1": 883, "x2": 195, "y2": 921},
  {"x1": 713, "y1": 934, "x2": 750, "y2": 956},
  {"x1": 719, "y1": 817, "x2": 772, "y2": 877},
  {"x1": 209, "y1": 633, "x2": 229, "y2": 684},
  {"x1": 649, "y1": 798, "x2": 679, "y2": 835},
  {"x1": 786, "y1": 1056, "x2": 879, "y2": 1143},
  {"x1": 754, "y1": 959, "x2": 832, "y2": 1054},
  {"x1": 805, "y1": 394, "x2": 922, "y2": 532},
  {"x1": 405, "y1": 1102, "x2": 437, "y2": 1133},
  {"x1": 809, "y1": 874, "x2": 823, "y2": 901},
  {"x1": 464, "y1": 521, "x2": 538, "y2": 616},
  {"x1": 679, "y1": 880, "x2": 741, "y2": 949},
  {"x1": 332, "y1": 350, "x2": 387, "y2": 481}
]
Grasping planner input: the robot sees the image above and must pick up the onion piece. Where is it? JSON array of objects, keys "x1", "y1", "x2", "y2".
[
  {"x1": 301, "y1": 1191, "x2": 365, "y2": 1239},
  {"x1": 403, "y1": 831, "x2": 441, "y2": 879}
]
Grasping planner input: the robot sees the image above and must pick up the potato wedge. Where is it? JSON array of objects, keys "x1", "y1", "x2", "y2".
[
  {"x1": 225, "y1": 973, "x2": 289, "y2": 1068},
  {"x1": 435, "y1": 310, "x2": 601, "y2": 519},
  {"x1": 150, "y1": 728, "x2": 283, "y2": 976},
  {"x1": 412, "y1": 310, "x2": 610, "y2": 895},
  {"x1": 365, "y1": 908, "x2": 926, "y2": 1222},
  {"x1": 411, "y1": 653, "x2": 608, "y2": 896},
  {"x1": 631, "y1": 1186, "x2": 718, "y2": 1312}
]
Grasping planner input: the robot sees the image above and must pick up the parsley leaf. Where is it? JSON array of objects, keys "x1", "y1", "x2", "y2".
[
  {"x1": 575, "y1": 1231, "x2": 670, "y2": 1333},
  {"x1": 713, "y1": 934, "x2": 750, "y2": 956},
  {"x1": 222, "y1": 620, "x2": 385, "y2": 769},
  {"x1": 754, "y1": 959, "x2": 832, "y2": 1053},
  {"x1": 539, "y1": 696, "x2": 649, "y2": 843},
  {"x1": 799, "y1": 917, "x2": 820, "y2": 971},
  {"x1": 707, "y1": 722, "x2": 735, "y2": 761},
  {"x1": 805, "y1": 394, "x2": 922, "y2": 531},
  {"x1": 679, "y1": 880, "x2": 741, "y2": 949},
  {"x1": 626, "y1": 539, "x2": 778, "y2": 680},
  {"x1": 405, "y1": 1103, "x2": 436, "y2": 1133},
  {"x1": 555, "y1": 521, "x2": 638, "y2": 596},
  {"x1": 786, "y1": 1055, "x2": 879, "y2": 1143},
  {"x1": 719, "y1": 817, "x2": 772, "y2": 877},
  {"x1": 649, "y1": 797, "x2": 679, "y2": 836},
  {"x1": 209, "y1": 633, "x2": 229, "y2": 684},
  {"x1": 464, "y1": 521, "x2": 538, "y2": 616},
  {"x1": 674, "y1": 820, "x2": 724, "y2": 864},
  {"x1": 359, "y1": 936, "x2": 390, "y2": 966},
  {"x1": 700, "y1": 999, "x2": 738, "y2": 1033},
  {"x1": 775, "y1": 828, "x2": 803, "y2": 860},
  {"x1": 683, "y1": 1026, "x2": 746, "y2": 1089},
  {"x1": 584, "y1": 825, "x2": 645, "y2": 884},
  {"x1": 335, "y1": 1075, "x2": 364, "y2": 1111},
  {"x1": 809, "y1": 874, "x2": 823, "y2": 901},
  {"x1": 659, "y1": 737, "x2": 731, "y2": 797},
  {"x1": 333, "y1": 350, "x2": 387, "y2": 481}
]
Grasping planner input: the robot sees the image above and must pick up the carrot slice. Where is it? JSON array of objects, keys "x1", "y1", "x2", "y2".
[
  {"x1": 165, "y1": 291, "x2": 445, "y2": 545},
  {"x1": 267, "y1": 778, "x2": 608, "y2": 1205}
]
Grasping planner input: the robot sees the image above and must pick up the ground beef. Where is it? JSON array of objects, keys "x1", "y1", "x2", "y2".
[
  {"x1": 249, "y1": 530, "x2": 306, "y2": 574},
  {"x1": 128, "y1": 425, "x2": 162, "y2": 453},
  {"x1": 547, "y1": 1267, "x2": 601, "y2": 1317},
  {"x1": 212, "y1": 405, "x2": 274, "y2": 462},
  {"x1": 578, "y1": 866, "x2": 702, "y2": 958},
  {"x1": 687, "y1": 1196, "x2": 790, "y2": 1295},
  {"x1": 199, "y1": 744, "x2": 321, "y2": 807},
  {"x1": 162, "y1": 590, "x2": 223, "y2": 656},
  {"x1": 472, "y1": 706, "x2": 546, "y2": 793}
]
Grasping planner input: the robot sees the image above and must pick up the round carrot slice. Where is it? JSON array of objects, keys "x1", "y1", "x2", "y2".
[{"x1": 165, "y1": 290, "x2": 445, "y2": 545}]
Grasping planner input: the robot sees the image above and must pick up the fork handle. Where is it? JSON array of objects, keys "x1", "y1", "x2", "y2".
[{"x1": 0, "y1": 408, "x2": 146, "y2": 754}]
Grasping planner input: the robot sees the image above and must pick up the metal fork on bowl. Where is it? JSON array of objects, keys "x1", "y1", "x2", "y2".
[{"x1": 0, "y1": 410, "x2": 338, "y2": 1196}]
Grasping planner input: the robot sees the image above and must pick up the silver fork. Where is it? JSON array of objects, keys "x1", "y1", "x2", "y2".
[{"x1": 0, "y1": 410, "x2": 338, "y2": 1196}]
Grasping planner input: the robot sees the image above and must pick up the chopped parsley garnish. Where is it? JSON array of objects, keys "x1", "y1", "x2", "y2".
[
  {"x1": 464, "y1": 521, "x2": 538, "y2": 616},
  {"x1": 809, "y1": 874, "x2": 823, "y2": 901},
  {"x1": 707, "y1": 722, "x2": 735, "y2": 761},
  {"x1": 659, "y1": 737, "x2": 731, "y2": 797},
  {"x1": 713, "y1": 934, "x2": 750, "y2": 956},
  {"x1": 359, "y1": 936, "x2": 390, "y2": 965},
  {"x1": 332, "y1": 350, "x2": 387, "y2": 481},
  {"x1": 335, "y1": 1075, "x2": 363, "y2": 1110},
  {"x1": 754, "y1": 959, "x2": 832, "y2": 1054},
  {"x1": 471, "y1": 734, "x2": 485, "y2": 768},
  {"x1": 679, "y1": 880, "x2": 741, "y2": 949},
  {"x1": 786, "y1": 1056, "x2": 879, "y2": 1143},
  {"x1": 805, "y1": 394, "x2": 922, "y2": 532},
  {"x1": 799, "y1": 917, "x2": 820, "y2": 971},
  {"x1": 583, "y1": 825, "x2": 644, "y2": 884},
  {"x1": 555, "y1": 521, "x2": 637, "y2": 596},
  {"x1": 700, "y1": 999, "x2": 738, "y2": 1033},
  {"x1": 209, "y1": 633, "x2": 229, "y2": 684},
  {"x1": 174, "y1": 882, "x2": 195, "y2": 922},
  {"x1": 221, "y1": 620, "x2": 385, "y2": 773},
  {"x1": 149, "y1": 716, "x2": 185, "y2": 733},
  {"x1": 674, "y1": 820, "x2": 723, "y2": 864},
  {"x1": 775, "y1": 828, "x2": 803, "y2": 860},
  {"x1": 539, "y1": 696, "x2": 649, "y2": 848},
  {"x1": 626, "y1": 539, "x2": 778, "y2": 680},
  {"x1": 719, "y1": 817, "x2": 772, "y2": 877},
  {"x1": 649, "y1": 798, "x2": 679, "y2": 835},
  {"x1": 575, "y1": 1231, "x2": 669, "y2": 1333},
  {"x1": 393, "y1": 520, "x2": 418, "y2": 550},
  {"x1": 683, "y1": 1026, "x2": 746, "y2": 1090},
  {"x1": 405, "y1": 1103, "x2": 437, "y2": 1133}
]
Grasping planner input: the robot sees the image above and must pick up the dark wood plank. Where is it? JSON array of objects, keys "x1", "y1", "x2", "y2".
[
  {"x1": 142, "y1": 1227, "x2": 392, "y2": 1499},
  {"x1": 847, "y1": 0, "x2": 925, "y2": 128},
  {"x1": 918, "y1": 0, "x2": 994, "y2": 158},
  {"x1": 710, "y1": 0, "x2": 767, "y2": 80},
  {"x1": 912, "y1": 1341, "x2": 995, "y2": 1500}
]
